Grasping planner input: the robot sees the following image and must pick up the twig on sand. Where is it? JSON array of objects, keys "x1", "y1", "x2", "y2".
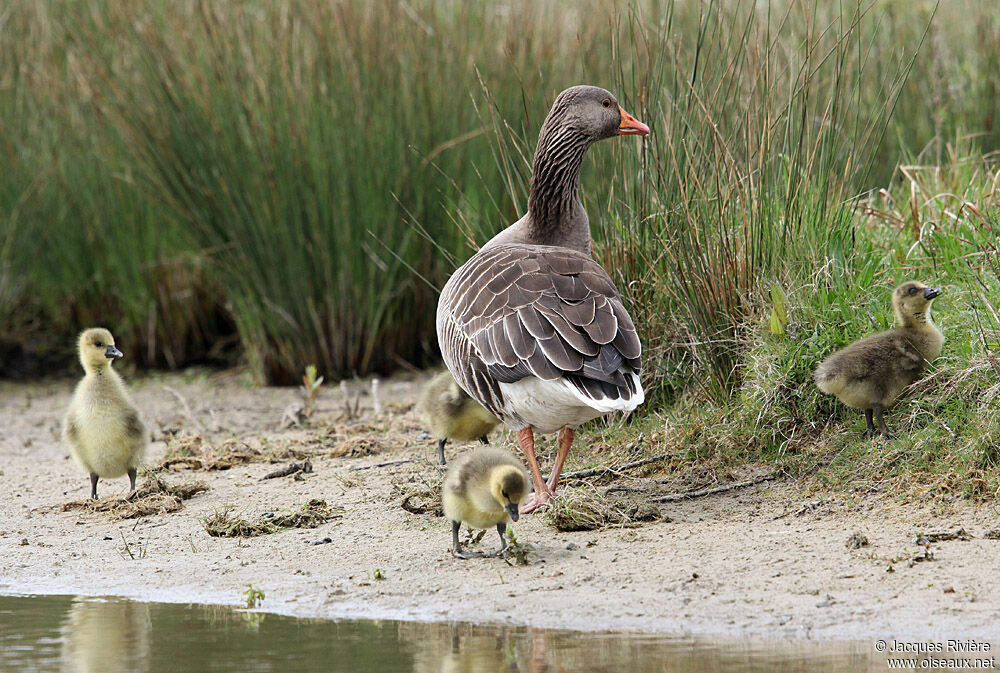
[
  {"x1": 260, "y1": 458, "x2": 313, "y2": 480},
  {"x1": 350, "y1": 459, "x2": 415, "y2": 471},
  {"x1": 651, "y1": 473, "x2": 778, "y2": 503},
  {"x1": 557, "y1": 454, "x2": 672, "y2": 482},
  {"x1": 163, "y1": 386, "x2": 205, "y2": 432}
]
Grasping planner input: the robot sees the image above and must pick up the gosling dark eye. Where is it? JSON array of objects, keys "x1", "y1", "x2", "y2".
[
  {"x1": 907, "y1": 287, "x2": 918, "y2": 295},
  {"x1": 602, "y1": 98, "x2": 611, "y2": 108},
  {"x1": 95, "y1": 341, "x2": 104, "y2": 347},
  {"x1": 502, "y1": 491, "x2": 508, "y2": 498}
]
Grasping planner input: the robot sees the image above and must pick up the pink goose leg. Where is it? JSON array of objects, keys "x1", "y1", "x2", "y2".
[
  {"x1": 517, "y1": 428, "x2": 554, "y2": 514},
  {"x1": 546, "y1": 427, "x2": 575, "y2": 492}
]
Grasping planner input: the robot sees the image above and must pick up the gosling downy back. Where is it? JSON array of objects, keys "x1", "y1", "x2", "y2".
[
  {"x1": 63, "y1": 328, "x2": 148, "y2": 498},
  {"x1": 815, "y1": 281, "x2": 943, "y2": 436},
  {"x1": 418, "y1": 371, "x2": 500, "y2": 463}
]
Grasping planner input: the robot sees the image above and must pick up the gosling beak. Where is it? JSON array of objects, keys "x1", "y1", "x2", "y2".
[
  {"x1": 923, "y1": 287, "x2": 941, "y2": 300},
  {"x1": 618, "y1": 105, "x2": 650, "y2": 136},
  {"x1": 507, "y1": 503, "x2": 520, "y2": 522},
  {"x1": 105, "y1": 345, "x2": 123, "y2": 359}
]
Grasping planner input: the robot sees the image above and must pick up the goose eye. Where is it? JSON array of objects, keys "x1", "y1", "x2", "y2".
[
  {"x1": 95, "y1": 341, "x2": 104, "y2": 347},
  {"x1": 908, "y1": 287, "x2": 918, "y2": 295},
  {"x1": 602, "y1": 98, "x2": 612, "y2": 108}
]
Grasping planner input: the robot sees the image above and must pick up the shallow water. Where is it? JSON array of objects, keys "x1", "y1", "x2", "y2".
[{"x1": 0, "y1": 593, "x2": 914, "y2": 672}]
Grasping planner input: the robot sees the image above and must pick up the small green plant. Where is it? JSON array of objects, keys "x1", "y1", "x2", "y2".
[
  {"x1": 300, "y1": 364, "x2": 323, "y2": 418},
  {"x1": 372, "y1": 568, "x2": 385, "y2": 581},
  {"x1": 769, "y1": 284, "x2": 789, "y2": 337},
  {"x1": 118, "y1": 530, "x2": 148, "y2": 560},
  {"x1": 243, "y1": 583, "x2": 265, "y2": 609}
]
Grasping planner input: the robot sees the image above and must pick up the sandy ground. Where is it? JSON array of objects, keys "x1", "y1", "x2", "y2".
[{"x1": 1, "y1": 370, "x2": 999, "y2": 643}]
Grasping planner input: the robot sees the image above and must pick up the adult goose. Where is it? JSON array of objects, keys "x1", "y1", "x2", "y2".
[{"x1": 437, "y1": 85, "x2": 649, "y2": 513}]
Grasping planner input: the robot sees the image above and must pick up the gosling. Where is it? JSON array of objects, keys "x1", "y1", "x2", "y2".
[
  {"x1": 442, "y1": 447, "x2": 528, "y2": 559},
  {"x1": 63, "y1": 328, "x2": 148, "y2": 499},
  {"x1": 815, "y1": 281, "x2": 944, "y2": 438},
  {"x1": 418, "y1": 371, "x2": 500, "y2": 464}
]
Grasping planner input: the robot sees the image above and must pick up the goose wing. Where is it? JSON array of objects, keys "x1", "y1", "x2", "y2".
[{"x1": 437, "y1": 243, "x2": 641, "y2": 420}]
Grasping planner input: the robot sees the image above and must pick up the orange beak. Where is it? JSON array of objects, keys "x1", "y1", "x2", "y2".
[{"x1": 618, "y1": 105, "x2": 650, "y2": 135}]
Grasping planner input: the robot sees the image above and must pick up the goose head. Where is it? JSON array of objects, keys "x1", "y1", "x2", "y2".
[
  {"x1": 78, "y1": 327, "x2": 123, "y2": 373},
  {"x1": 893, "y1": 281, "x2": 941, "y2": 327},
  {"x1": 489, "y1": 465, "x2": 528, "y2": 522},
  {"x1": 540, "y1": 85, "x2": 649, "y2": 143}
]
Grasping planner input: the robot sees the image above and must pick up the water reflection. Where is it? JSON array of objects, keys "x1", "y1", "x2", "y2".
[
  {"x1": 59, "y1": 597, "x2": 151, "y2": 673},
  {"x1": 0, "y1": 593, "x2": 908, "y2": 673}
]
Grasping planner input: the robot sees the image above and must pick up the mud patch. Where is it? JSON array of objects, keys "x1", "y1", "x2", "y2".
[
  {"x1": 202, "y1": 498, "x2": 342, "y2": 537},
  {"x1": 60, "y1": 473, "x2": 208, "y2": 520}
]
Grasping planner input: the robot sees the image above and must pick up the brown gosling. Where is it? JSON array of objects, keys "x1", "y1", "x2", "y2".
[
  {"x1": 815, "y1": 281, "x2": 944, "y2": 438},
  {"x1": 418, "y1": 371, "x2": 500, "y2": 464},
  {"x1": 442, "y1": 447, "x2": 528, "y2": 559},
  {"x1": 63, "y1": 328, "x2": 148, "y2": 499}
]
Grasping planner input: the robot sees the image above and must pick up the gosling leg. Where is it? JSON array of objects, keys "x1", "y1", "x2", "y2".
[
  {"x1": 127, "y1": 467, "x2": 138, "y2": 493},
  {"x1": 872, "y1": 402, "x2": 894, "y2": 439},
  {"x1": 491, "y1": 522, "x2": 508, "y2": 557},
  {"x1": 864, "y1": 409, "x2": 877, "y2": 438},
  {"x1": 437, "y1": 438, "x2": 447, "y2": 465},
  {"x1": 451, "y1": 520, "x2": 484, "y2": 559},
  {"x1": 90, "y1": 473, "x2": 99, "y2": 500}
]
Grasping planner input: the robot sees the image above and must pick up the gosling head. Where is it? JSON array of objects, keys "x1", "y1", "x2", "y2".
[
  {"x1": 77, "y1": 327, "x2": 124, "y2": 373},
  {"x1": 892, "y1": 281, "x2": 941, "y2": 327},
  {"x1": 489, "y1": 465, "x2": 528, "y2": 522}
]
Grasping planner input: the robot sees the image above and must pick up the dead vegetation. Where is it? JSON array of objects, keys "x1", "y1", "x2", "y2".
[
  {"x1": 202, "y1": 498, "x2": 342, "y2": 537},
  {"x1": 158, "y1": 434, "x2": 315, "y2": 471},
  {"x1": 61, "y1": 473, "x2": 208, "y2": 520},
  {"x1": 392, "y1": 467, "x2": 444, "y2": 516},
  {"x1": 329, "y1": 436, "x2": 384, "y2": 458},
  {"x1": 544, "y1": 486, "x2": 663, "y2": 532}
]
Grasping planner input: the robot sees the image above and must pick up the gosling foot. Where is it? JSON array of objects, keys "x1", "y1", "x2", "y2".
[{"x1": 451, "y1": 547, "x2": 487, "y2": 560}]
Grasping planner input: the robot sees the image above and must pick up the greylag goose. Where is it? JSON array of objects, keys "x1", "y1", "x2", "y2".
[
  {"x1": 437, "y1": 85, "x2": 649, "y2": 513},
  {"x1": 815, "y1": 281, "x2": 944, "y2": 438},
  {"x1": 63, "y1": 328, "x2": 148, "y2": 498},
  {"x1": 442, "y1": 447, "x2": 528, "y2": 558},
  {"x1": 418, "y1": 370, "x2": 501, "y2": 464}
]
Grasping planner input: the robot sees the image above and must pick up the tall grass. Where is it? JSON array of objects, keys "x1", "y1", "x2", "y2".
[{"x1": 1, "y1": 0, "x2": 999, "y2": 392}]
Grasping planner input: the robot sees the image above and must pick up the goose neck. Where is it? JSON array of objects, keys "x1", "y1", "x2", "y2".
[{"x1": 526, "y1": 125, "x2": 592, "y2": 251}]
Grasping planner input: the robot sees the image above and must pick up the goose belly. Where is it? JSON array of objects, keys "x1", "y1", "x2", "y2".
[{"x1": 499, "y1": 377, "x2": 634, "y2": 434}]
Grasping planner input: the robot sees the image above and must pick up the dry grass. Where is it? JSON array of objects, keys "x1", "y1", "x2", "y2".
[
  {"x1": 393, "y1": 467, "x2": 444, "y2": 517},
  {"x1": 203, "y1": 499, "x2": 342, "y2": 538},
  {"x1": 544, "y1": 486, "x2": 662, "y2": 532},
  {"x1": 160, "y1": 434, "x2": 317, "y2": 471},
  {"x1": 61, "y1": 473, "x2": 208, "y2": 520},
  {"x1": 329, "y1": 436, "x2": 384, "y2": 458}
]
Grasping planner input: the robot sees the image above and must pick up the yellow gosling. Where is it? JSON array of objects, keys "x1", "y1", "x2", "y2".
[
  {"x1": 442, "y1": 447, "x2": 528, "y2": 558},
  {"x1": 63, "y1": 328, "x2": 148, "y2": 499},
  {"x1": 418, "y1": 371, "x2": 500, "y2": 464}
]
